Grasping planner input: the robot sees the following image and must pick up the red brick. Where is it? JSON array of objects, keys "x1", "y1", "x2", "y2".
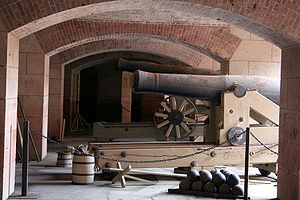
[
  {"x1": 33, "y1": 20, "x2": 240, "y2": 62},
  {"x1": 56, "y1": 39, "x2": 209, "y2": 68}
]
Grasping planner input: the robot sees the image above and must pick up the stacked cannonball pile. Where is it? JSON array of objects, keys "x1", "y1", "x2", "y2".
[{"x1": 179, "y1": 169, "x2": 244, "y2": 196}]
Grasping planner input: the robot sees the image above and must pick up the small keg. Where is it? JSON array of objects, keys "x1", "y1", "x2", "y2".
[
  {"x1": 56, "y1": 151, "x2": 73, "y2": 167},
  {"x1": 71, "y1": 154, "x2": 95, "y2": 185}
]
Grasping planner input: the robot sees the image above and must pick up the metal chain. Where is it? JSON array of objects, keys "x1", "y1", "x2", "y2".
[
  {"x1": 94, "y1": 139, "x2": 230, "y2": 164},
  {"x1": 249, "y1": 132, "x2": 278, "y2": 155},
  {"x1": 29, "y1": 128, "x2": 70, "y2": 149},
  {"x1": 29, "y1": 126, "x2": 279, "y2": 164}
]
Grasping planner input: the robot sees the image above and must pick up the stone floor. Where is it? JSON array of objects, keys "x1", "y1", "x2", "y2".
[{"x1": 9, "y1": 143, "x2": 277, "y2": 200}]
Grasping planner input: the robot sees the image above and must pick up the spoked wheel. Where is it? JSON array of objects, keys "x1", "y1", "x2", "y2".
[{"x1": 154, "y1": 96, "x2": 198, "y2": 140}]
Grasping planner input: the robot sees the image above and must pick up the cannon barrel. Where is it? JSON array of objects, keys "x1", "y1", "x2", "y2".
[
  {"x1": 117, "y1": 58, "x2": 221, "y2": 75},
  {"x1": 133, "y1": 70, "x2": 280, "y2": 104}
]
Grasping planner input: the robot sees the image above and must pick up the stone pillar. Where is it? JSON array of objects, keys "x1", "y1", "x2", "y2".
[
  {"x1": 18, "y1": 35, "x2": 49, "y2": 160},
  {"x1": 48, "y1": 58, "x2": 64, "y2": 139},
  {"x1": 278, "y1": 45, "x2": 300, "y2": 200},
  {"x1": 121, "y1": 72, "x2": 132, "y2": 123},
  {"x1": 0, "y1": 23, "x2": 19, "y2": 199}
]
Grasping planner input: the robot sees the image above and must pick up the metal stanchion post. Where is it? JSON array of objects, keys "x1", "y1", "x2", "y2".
[
  {"x1": 22, "y1": 121, "x2": 29, "y2": 196},
  {"x1": 244, "y1": 127, "x2": 250, "y2": 200}
]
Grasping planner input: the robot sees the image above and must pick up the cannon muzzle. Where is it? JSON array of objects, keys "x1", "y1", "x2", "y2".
[
  {"x1": 117, "y1": 58, "x2": 220, "y2": 75},
  {"x1": 133, "y1": 70, "x2": 280, "y2": 104}
]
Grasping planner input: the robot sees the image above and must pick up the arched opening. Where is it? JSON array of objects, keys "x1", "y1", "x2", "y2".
[{"x1": 0, "y1": 1, "x2": 299, "y2": 199}]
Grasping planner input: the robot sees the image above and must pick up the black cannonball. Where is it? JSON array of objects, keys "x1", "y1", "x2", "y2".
[
  {"x1": 187, "y1": 169, "x2": 200, "y2": 182},
  {"x1": 210, "y1": 169, "x2": 218, "y2": 175},
  {"x1": 227, "y1": 173, "x2": 240, "y2": 187},
  {"x1": 220, "y1": 169, "x2": 232, "y2": 179},
  {"x1": 203, "y1": 181, "x2": 217, "y2": 193},
  {"x1": 199, "y1": 170, "x2": 212, "y2": 183},
  {"x1": 212, "y1": 171, "x2": 226, "y2": 186},
  {"x1": 179, "y1": 180, "x2": 191, "y2": 191},
  {"x1": 218, "y1": 183, "x2": 232, "y2": 194},
  {"x1": 232, "y1": 185, "x2": 244, "y2": 196},
  {"x1": 191, "y1": 181, "x2": 203, "y2": 191}
]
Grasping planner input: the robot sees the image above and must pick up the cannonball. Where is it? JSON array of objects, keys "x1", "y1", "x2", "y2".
[
  {"x1": 179, "y1": 180, "x2": 191, "y2": 191},
  {"x1": 218, "y1": 183, "x2": 232, "y2": 194},
  {"x1": 231, "y1": 185, "x2": 244, "y2": 196},
  {"x1": 212, "y1": 171, "x2": 226, "y2": 186},
  {"x1": 203, "y1": 182, "x2": 217, "y2": 193},
  {"x1": 220, "y1": 169, "x2": 232, "y2": 178},
  {"x1": 187, "y1": 169, "x2": 200, "y2": 182},
  {"x1": 227, "y1": 173, "x2": 240, "y2": 187},
  {"x1": 199, "y1": 170, "x2": 212, "y2": 183},
  {"x1": 210, "y1": 169, "x2": 218, "y2": 175},
  {"x1": 191, "y1": 181, "x2": 203, "y2": 191}
]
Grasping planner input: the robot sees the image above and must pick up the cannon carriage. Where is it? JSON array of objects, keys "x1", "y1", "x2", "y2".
[{"x1": 90, "y1": 60, "x2": 279, "y2": 175}]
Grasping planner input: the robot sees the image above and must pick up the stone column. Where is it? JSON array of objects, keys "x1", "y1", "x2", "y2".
[
  {"x1": 278, "y1": 45, "x2": 300, "y2": 200},
  {"x1": 121, "y1": 72, "x2": 132, "y2": 123},
  {"x1": 0, "y1": 22, "x2": 19, "y2": 199},
  {"x1": 48, "y1": 58, "x2": 64, "y2": 139},
  {"x1": 18, "y1": 35, "x2": 49, "y2": 160}
]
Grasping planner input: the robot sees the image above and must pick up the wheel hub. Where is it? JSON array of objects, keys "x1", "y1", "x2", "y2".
[{"x1": 168, "y1": 110, "x2": 184, "y2": 125}]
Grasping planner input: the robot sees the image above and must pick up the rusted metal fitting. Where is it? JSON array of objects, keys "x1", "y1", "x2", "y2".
[
  {"x1": 121, "y1": 151, "x2": 127, "y2": 158},
  {"x1": 104, "y1": 162, "x2": 111, "y2": 168},
  {"x1": 190, "y1": 160, "x2": 197, "y2": 167},
  {"x1": 210, "y1": 151, "x2": 216, "y2": 157}
]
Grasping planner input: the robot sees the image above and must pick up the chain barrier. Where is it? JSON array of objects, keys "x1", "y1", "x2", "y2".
[{"x1": 29, "y1": 126, "x2": 278, "y2": 164}]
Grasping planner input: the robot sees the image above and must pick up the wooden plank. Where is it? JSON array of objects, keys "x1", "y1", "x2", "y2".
[
  {"x1": 17, "y1": 120, "x2": 23, "y2": 148},
  {"x1": 168, "y1": 189, "x2": 245, "y2": 199},
  {"x1": 112, "y1": 162, "x2": 131, "y2": 188},
  {"x1": 94, "y1": 144, "x2": 278, "y2": 169},
  {"x1": 124, "y1": 175, "x2": 156, "y2": 185},
  {"x1": 16, "y1": 120, "x2": 23, "y2": 160},
  {"x1": 218, "y1": 91, "x2": 279, "y2": 145},
  {"x1": 246, "y1": 91, "x2": 279, "y2": 125},
  {"x1": 249, "y1": 127, "x2": 278, "y2": 145},
  {"x1": 103, "y1": 168, "x2": 187, "y2": 178},
  {"x1": 60, "y1": 119, "x2": 66, "y2": 140}
]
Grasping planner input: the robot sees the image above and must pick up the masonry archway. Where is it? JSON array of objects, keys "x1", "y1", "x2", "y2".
[{"x1": 0, "y1": 1, "x2": 299, "y2": 199}]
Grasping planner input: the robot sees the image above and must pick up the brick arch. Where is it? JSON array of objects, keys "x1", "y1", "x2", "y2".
[
  {"x1": 53, "y1": 38, "x2": 220, "y2": 68},
  {"x1": 35, "y1": 20, "x2": 240, "y2": 62},
  {"x1": 1, "y1": 0, "x2": 299, "y2": 47},
  {"x1": 63, "y1": 50, "x2": 192, "y2": 69}
]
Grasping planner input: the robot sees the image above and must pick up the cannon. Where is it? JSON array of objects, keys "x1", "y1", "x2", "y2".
[
  {"x1": 117, "y1": 58, "x2": 221, "y2": 75},
  {"x1": 90, "y1": 70, "x2": 279, "y2": 175},
  {"x1": 132, "y1": 70, "x2": 280, "y2": 105}
]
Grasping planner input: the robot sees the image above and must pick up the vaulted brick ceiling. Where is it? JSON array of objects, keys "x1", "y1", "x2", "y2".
[
  {"x1": 53, "y1": 39, "x2": 208, "y2": 68},
  {"x1": 34, "y1": 19, "x2": 241, "y2": 62},
  {"x1": 1, "y1": 0, "x2": 299, "y2": 47},
  {"x1": 60, "y1": 51, "x2": 191, "y2": 68}
]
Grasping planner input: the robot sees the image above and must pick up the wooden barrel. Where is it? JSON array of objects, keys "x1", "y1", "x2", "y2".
[
  {"x1": 72, "y1": 154, "x2": 95, "y2": 184},
  {"x1": 56, "y1": 151, "x2": 73, "y2": 167}
]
